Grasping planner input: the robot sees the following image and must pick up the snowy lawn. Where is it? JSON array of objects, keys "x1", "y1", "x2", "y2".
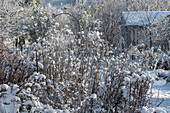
[{"x1": 152, "y1": 80, "x2": 170, "y2": 112}]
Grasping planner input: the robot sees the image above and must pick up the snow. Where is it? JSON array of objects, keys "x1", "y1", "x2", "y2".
[
  {"x1": 148, "y1": 108, "x2": 155, "y2": 112},
  {"x1": 65, "y1": 29, "x2": 73, "y2": 35},
  {"x1": 22, "y1": 26, "x2": 28, "y2": 30},
  {"x1": 152, "y1": 81, "x2": 170, "y2": 112},
  {"x1": 44, "y1": 109, "x2": 57, "y2": 113},
  {"x1": 93, "y1": 31, "x2": 100, "y2": 39},
  {"x1": 124, "y1": 77, "x2": 130, "y2": 83},
  {"x1": 25, "y1": 83, "x2": 32, "y2": 87},
  {"x1": 0, "y1": 84, "x2": 9, "y2": 91},
  {"x1": 0, "y1": 103, "x2": 6, "y2": 113},
  {"x1": 155, "y1": 107, "x2": 167, "y2": 113},
  {"x1": 55, "y1": 22, "x2": 60, "y2": 27},
  {"x1": 140, "y1": 106, "x2": 168, "y2": 113},
  {"x1": 138, "y1": 70, "x2": 170, "y2": 112},
  {"x1": 0, "y1": 84, "x2": 59, "y2": 112},
  {"x1": 157, "y1": 69, "x2": 170, "y2": 77},
  {"x1": 38, "y1": 74, "x2": 46, "y2": 80},
  {"x1": 124, "y1": 70, "x2": 131, "y2": 75},
  {"x1": 132, "y1": 72, "x2": 140, "y2": 79},
  {"x1": 94, "y1": 108, "x2": 105, "y2": 112},
  {"x1": 153, "y1": 79, "x2": 167, "y2": 86},
  {"x1": 140, "y1": 107, "x2": 149, "y2": 113},
  {"x1": 0, "y1": 92, "x2": 20, "y2": 113},
  {"x1": 88, "y1": 31, "x2": 101, "y2": 41},
  {"x1": 40, "y1": 82, "x2": 46, "y2": 86},
  {"x1": 122, "y1": 11, "x2": 170, "y2": 25},
  {"x1": 90, "y1": 94, "x2": 97, "y2": 99},
  {"x1": 140, "y1": 107, "x2": 168, "y2": 113},
  {"x1": 64, "y1": 110, "x2": 70, "y2": 113},
  {"x1": 71, "y1": 71, "x2": 76, "y2": 76},
  {"x1": 26, "y1": 87, "x2": 32, "y2": 92},
  {"x1": 107, "y1": 76, "x2": 111, "y2": 82},
  {"x1": 33, "y1": 72, "x2": 39, "y2": 76},
  {"x1": 11, "y1": 84, "x2": 19, "y2": 94},
  {"x1": 38, "y1": 62, "x2": 44, "y2": 69},
  {"x1": 23, "y1": 100, "x2": 33, "y2": 106}
]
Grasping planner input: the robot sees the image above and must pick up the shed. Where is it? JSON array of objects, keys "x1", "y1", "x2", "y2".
[{"x1": 121, "y1": 11, "x2": 170, "y2": 49}]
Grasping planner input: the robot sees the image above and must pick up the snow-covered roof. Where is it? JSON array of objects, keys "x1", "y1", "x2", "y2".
[
  {"x1": 45, "y1": 0, "x2": 76, "y2": 6},
  {"x1": 122, "y1": 11, "x2": 170, "y2": 26}
]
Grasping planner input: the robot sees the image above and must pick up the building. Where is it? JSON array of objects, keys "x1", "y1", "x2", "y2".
[{"x1": 121, "y1": 11, "x2": 170, "y2": 50}]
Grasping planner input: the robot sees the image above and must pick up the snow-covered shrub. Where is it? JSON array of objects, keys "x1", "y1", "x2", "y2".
[
  {"x1": 0, "y1": 18, "x2": 157, "y2": 113},
  {"x1": 28, "y1": 26, "x2": 155, "y2": 112},
  {"x1": 0, "y1": 1, "x2": 169, "y2": 112},
  {"x1": 0, "y1": 41, "x2": 33, "y2": 84},
  {"x1": 0, "y1": 83, "x2": 58, "y2": 113},
  {"x1": 128, "y1": 45, "x2": 169, "y2": 71}
]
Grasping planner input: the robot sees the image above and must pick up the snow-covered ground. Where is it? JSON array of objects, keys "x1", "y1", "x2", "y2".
[{"x1": 152, "y1": 79, "x2": 170, "y2": 112}]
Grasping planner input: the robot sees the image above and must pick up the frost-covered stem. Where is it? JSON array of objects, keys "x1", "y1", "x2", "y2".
[
  {"x1": 129, "y1": 82, "x2": 132, "y2": 112},
  {"x1": 114, "y1": 76, "x2": 123, "y2": 112},
  {"x1": 90, "y1": 57, "x2": 98, "y2": 113},
  {"x1": 42, "y1": 48, "x2": 46, "y2": 75},
  {"x1": 35, "y1": 50, "x2": 38, "y2": 73},
  {"x1": 149, "y1": 28, "x2": 152, "y2": 48},
  {"x1": 67, "y1": 50, "x2": 71, "y2": 80},
  {"x1": 139, "y1": 83, "x2": 143, "y2": 108},
  {"x1": 136, "y1": 81, "x2": 140, "y2": 109},
  {"x1": 132, "y1": 81, "x2": 137, "y2": 112},
  {"x1": 157, "y1": 98, "x2": 164, "y2": 107},
  {"x1": 149, "y1": 82, "x2": 153, "y2": 108}
]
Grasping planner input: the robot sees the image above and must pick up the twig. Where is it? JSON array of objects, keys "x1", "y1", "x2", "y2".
[{"x1": 157, "y1": 98, "x2": 164, "y2": 107}]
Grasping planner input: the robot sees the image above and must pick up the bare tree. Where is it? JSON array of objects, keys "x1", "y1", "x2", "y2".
[{"x1": 126, "y1": 0, "x2": 169, "y2": 48}]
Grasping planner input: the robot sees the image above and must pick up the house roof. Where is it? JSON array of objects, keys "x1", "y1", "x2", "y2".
[{"x1": 122, "y1": 11, "x2": 170, "y2": 26}]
